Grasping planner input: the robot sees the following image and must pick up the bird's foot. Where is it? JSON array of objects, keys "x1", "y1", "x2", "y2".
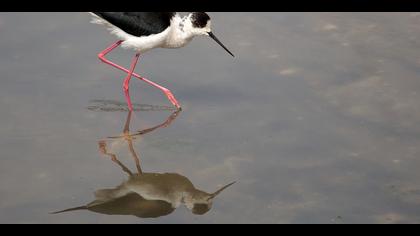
[{"x1": 163, "y1": 89, "x2": 181, "y2": 110}]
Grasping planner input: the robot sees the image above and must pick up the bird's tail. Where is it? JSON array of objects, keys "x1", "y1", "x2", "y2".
[
  {"x1": 50, "y1": 206, "x2": 87, "y2": 214},
  {"x1": 89, "y1": 12, "x2": 105, "y2": 25}
]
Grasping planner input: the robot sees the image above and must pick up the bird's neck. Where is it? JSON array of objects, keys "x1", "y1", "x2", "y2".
[{"x1": 166, "y1": 15, "x2": 195, "y2": 48}]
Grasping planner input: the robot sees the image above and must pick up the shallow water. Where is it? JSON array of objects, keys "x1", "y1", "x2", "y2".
[{"x1": 1, "y1": 12, "x2": 420, "y2": 223}]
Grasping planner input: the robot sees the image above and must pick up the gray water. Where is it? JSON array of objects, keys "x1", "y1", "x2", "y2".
[{"x1": 1, "y1": 12, "x2": 420, "y2": 223}]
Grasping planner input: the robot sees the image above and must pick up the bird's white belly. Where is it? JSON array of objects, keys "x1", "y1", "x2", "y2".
[
  {"x1": 162, "y1": 37, "x2": 193, "y2": 49},
  {"x1": 121, "y1": 29, "x2": 171, "y2": 53},
  {"x1": 122, "y1": 34, "x2": 192, "y2": 53}
]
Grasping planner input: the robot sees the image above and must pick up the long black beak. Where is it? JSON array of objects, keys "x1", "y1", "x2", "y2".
[{"x1": 208, "y1": 32, "x2": 235, "y2": 57}]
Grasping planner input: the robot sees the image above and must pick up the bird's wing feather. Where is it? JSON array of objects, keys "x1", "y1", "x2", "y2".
[{"x1": 92, "y1": 12, "x2": 176, "y2": 37}]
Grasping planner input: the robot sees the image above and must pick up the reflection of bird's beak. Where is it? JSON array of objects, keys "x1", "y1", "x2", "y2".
[
  {"x1": 208, "y1": 181, "x2": 236, "y2": 200},
  {"x1": 208, "y1": 32, "x2": 235, "y2": 57}
]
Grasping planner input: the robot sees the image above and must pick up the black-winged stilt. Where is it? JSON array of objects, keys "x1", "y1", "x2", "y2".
[{"x1": 89, "y1": 12, "x2": 234, "y2": 111}]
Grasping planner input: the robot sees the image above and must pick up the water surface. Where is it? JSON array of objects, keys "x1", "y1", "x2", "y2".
[{"x1": 1, "y1": 12, "x2": 420, "y2": 223}]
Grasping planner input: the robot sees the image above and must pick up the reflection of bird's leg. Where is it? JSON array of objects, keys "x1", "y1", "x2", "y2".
[
  {"x1": 123, "y1": 110, "x2": 133, "y2": 134},
  {"x1": 103, "y1": 110, "x2": 181, "y2": 175},
  {"x1": 122, "y1": 111, "x2": 143, "y2": 175},
  {"x1": 163, "y1": 109, "x2": 182, "y2": 127},
  {"x1": 98, "y1": 140, "x2": 133, "y2": 176},
  {"x1": 98, "y1": 41, "x2": 181, "y2": 109},
  {"x1": 127, "y1": 139, "x2": 142, "y2": 175},
  {"x1": 125, "y1": 110, "x2": 181, "y2": 174},
  {"x1": 135, "y1": 109, "x2": 181, "y2": 135},
  {"x1": 122, "y1": 110, "x2": 182, "y2": 175}
]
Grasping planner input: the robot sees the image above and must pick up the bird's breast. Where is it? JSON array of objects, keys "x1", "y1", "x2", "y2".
[
  {"x1": 163, "y1": 28, "x2": 194, "y2": 49},
  {"x1": 163, "y1": 37, "x2": 193, "y2": 49},
  {"x1": 121, "y1": 28, "x2": 171, "y2": 53}
]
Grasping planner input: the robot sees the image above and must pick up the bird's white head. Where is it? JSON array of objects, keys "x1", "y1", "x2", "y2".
[
  {"x1": 182, "y1": 12, "x2": 234, "y2": 57},
  {"x1": 185, "y1": 12, "x2": 212, "y2": 36}
]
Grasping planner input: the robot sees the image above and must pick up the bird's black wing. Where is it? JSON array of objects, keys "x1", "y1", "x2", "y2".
[{"x1": 92, "y1": 12, "x2": 176, "y2": 37}]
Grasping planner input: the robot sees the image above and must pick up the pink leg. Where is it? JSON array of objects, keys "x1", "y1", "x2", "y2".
[
  {"x1": 123, "y1": 53, "x2": 140, "y2": 111},
  {"x1": 98, "y1": 41, "x2": 181, "y2": 109}
]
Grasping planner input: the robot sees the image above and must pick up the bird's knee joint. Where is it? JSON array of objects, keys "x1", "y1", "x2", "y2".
[{"x1": 98, "y1": 53, "x2": 107, "y2": 61}]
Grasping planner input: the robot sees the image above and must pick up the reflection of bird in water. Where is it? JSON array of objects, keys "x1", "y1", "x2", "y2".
[{"x1": 52, "y1": 110, "x2": 235, "y2": 218}]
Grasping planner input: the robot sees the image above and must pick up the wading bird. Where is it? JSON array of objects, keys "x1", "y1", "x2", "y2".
[{"x1": 90, "y1": 12, "x2": 234, "y2": 111}]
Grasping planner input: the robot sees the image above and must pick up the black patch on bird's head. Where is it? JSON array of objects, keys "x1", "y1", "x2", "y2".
[{"x1": 191, "y1": 12, "x2": 211, "y2": 28}]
